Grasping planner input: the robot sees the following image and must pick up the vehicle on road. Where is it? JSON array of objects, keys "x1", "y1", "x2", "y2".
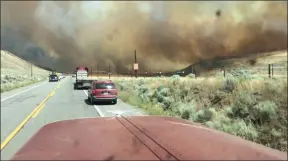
[
  {"x1": 87, "y1": 80, "x2": 118, "y2": 104},
  {"x1": 73, "y1": 66, "x2": 97, "y2": 89},
  {"x1": 58, "y1": 74, "x2": 65, "y2": 80},
  {"x1": 48, "y1": 74, "x2": 59, "y2": 82},
  {"x1": 10, "y1": 116, "x2": 287, "y2": 160}
]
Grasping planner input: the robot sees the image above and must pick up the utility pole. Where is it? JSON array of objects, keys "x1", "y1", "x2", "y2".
[
  {"x1": 134, "y1": 50, "x2": 137, "y2": 78},
  {"x1": 109, "y1": 62, "x2": 111, "y2": 80}
]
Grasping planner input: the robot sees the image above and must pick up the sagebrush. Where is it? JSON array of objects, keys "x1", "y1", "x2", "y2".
[
  {"x1": 114, "y1": 70, "x2": 287, "y2": 151},
  {"x1": 1, "y1": 68, "x2": 47, "y2": 93}
]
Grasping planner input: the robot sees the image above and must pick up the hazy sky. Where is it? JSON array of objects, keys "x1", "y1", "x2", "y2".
[{"x1": 1, "y1": 1, "x2": 287, "y2": 72}]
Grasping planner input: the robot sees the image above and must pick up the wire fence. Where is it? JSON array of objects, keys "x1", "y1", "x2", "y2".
[
  {"x1": 3, "y1": 50, "x2": 285, "y2": 79},
  {"x1": 218, "y1": 63, "x2": 287, "y2": 78},
  {"x1": 87, "y1": 63, "x2": 287, "y2": 79}
]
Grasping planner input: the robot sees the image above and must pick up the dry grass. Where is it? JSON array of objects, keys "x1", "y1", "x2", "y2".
[
  {"x1": 113, "y1": 58, "x2": 287, "y2": 151},
  {"x1": 202, "y1": 50, "x2": 287, "y2": 78},
  {"x1": 1, "y1": 50, "x2": 49, "y2": 92}
]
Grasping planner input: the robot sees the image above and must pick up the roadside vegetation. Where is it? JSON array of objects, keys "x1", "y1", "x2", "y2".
[
  {"x1": 1, "y1": 68, "x2": 47, "y2": 93},
  {"x1": 1, "y1": 50, "x2": 49, "y2": 93},
  {"x1": 114, "y1": 69, "x2": 287, "y2": 151}
]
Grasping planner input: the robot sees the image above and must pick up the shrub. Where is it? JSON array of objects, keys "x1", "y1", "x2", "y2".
[
  {"x1": 230, "y1": 91, "x2": 257, "y2": 120},
  {"x1": 115, "y1": 72, "x2": 287, "y2": 151},
  {"x1": 228, "y1": 69, "x2": 264, "y2": 81},
  {"x1": 171, "y1": 75, "x2": 180, "y2": 80},
  {"x1": 250, "y1": 101, "x2": 277, "y2": 125},
  {"x1": 221, "y1": 76, "x2": 239, "y2": 93},
  {"x1": 153, "y1": 87, "x2": 173, "y2": 110},
  {"x1": 221, "y1": 120, "x2": 259, "y2": 141},
  {"x1": 187, "y1": 73, "x2": 196, "y2": 78},
  {"x1": 1, "y1": 68, "x2": 47, "y2": 93},
  {"x1": 195, "y1": 108, "x2": 214, "y2": 123},
  {"x1": 178, "y1": 101, "x2": 198, "y2": 120},
  {"x1": 136, "y1": 84, "x2": 153, "y2": 102}
]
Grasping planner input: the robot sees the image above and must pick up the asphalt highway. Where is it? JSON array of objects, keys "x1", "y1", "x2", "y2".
[{"x1": 0, "y1": 76, "x2": 145, "y2": 160}]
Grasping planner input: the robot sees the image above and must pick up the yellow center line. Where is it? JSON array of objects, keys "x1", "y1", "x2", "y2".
[
  {"x1": 32, "y1": 103, "x2": 46, "y2": 118},
  {"x1": 50, "y1": 91, "x2": 56, "y2": 96},
  {"x1": 0, "y1": 95, "x2": 50, "y2": 150},
  {"x1": 0, "y1": 81, "x2": 63, "y2": 151}
]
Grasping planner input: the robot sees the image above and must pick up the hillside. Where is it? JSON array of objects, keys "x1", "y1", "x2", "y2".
[
  {"x1": 165, "y1": 50, "x2": 287, "y2": 78},
  {"x1": 1, "y1": 50, "x2": 50, "y2": 92}
]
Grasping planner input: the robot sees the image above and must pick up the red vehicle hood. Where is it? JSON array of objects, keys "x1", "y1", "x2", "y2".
[{"x1": 11, "y1": 116, "x2": 287, "y2": 160}]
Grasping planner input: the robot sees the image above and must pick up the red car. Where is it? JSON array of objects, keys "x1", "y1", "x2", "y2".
[{"x1": 87, "y1": 80, "x2": 118, "y2": 104}]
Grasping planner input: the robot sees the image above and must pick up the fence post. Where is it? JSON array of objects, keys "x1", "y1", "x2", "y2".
[
  {"x1": 268, "y1": 64, "x2": 271, "y2": 78},
  {"x1": 223, "y1": 67, "x2": 226, "y2": 77},
  {"x1": 191, "y1": 66, "x2": 194, "y2": 75}
]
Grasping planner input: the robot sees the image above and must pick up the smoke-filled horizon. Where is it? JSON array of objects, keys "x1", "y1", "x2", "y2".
[{"x1": 1, "y1": 1, "x2": 287, "y2": 73}]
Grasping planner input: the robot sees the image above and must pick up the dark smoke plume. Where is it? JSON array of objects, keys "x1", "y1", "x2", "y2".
[{"x1": 1, "y1": 1, "x2": 287, "y2": 73}]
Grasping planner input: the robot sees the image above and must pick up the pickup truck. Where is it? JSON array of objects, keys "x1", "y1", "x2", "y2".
[{"x1": 73, "y1": 66, "x2": 97, "y2": 89}]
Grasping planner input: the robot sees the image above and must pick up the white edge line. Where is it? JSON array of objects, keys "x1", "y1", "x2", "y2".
[
  {"x1": 83, "y1": 90, "x2": 105, "y2": 117},
  {"x1": 1, "y1": 81, "x2": 48, "y2": 102}
]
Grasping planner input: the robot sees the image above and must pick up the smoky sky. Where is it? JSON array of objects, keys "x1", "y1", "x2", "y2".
[{"x1": 1, "y1": 1, "x2": 287, "y2": 73}]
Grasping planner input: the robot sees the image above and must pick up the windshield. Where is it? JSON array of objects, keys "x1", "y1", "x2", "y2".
[
  {"x1": 95, "y1": 83, "x2": 115, "y2": 89},
  {"x1": 1, "y1": 1, "x2": 287, "y2": 160}
]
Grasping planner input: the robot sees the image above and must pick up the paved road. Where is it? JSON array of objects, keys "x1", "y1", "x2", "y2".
[{"x1": 1, "y1": 76, "x2": 145, "y2": 160}]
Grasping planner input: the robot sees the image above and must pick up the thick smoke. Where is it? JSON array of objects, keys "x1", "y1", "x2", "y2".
[{"x1": 1, "y1": 1, "x2": 287, "y2": 73}]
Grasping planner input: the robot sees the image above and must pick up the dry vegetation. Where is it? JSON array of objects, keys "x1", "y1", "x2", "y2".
[
  {"x1": 111, "y1": 51, "x2": 287, "y2": 151},
  {"x1": 1, "y1": 50, "x2": 49, "y2": 92},
  {"x1": 201, "y1": 50, "x2": 287, "y2": 78}
]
